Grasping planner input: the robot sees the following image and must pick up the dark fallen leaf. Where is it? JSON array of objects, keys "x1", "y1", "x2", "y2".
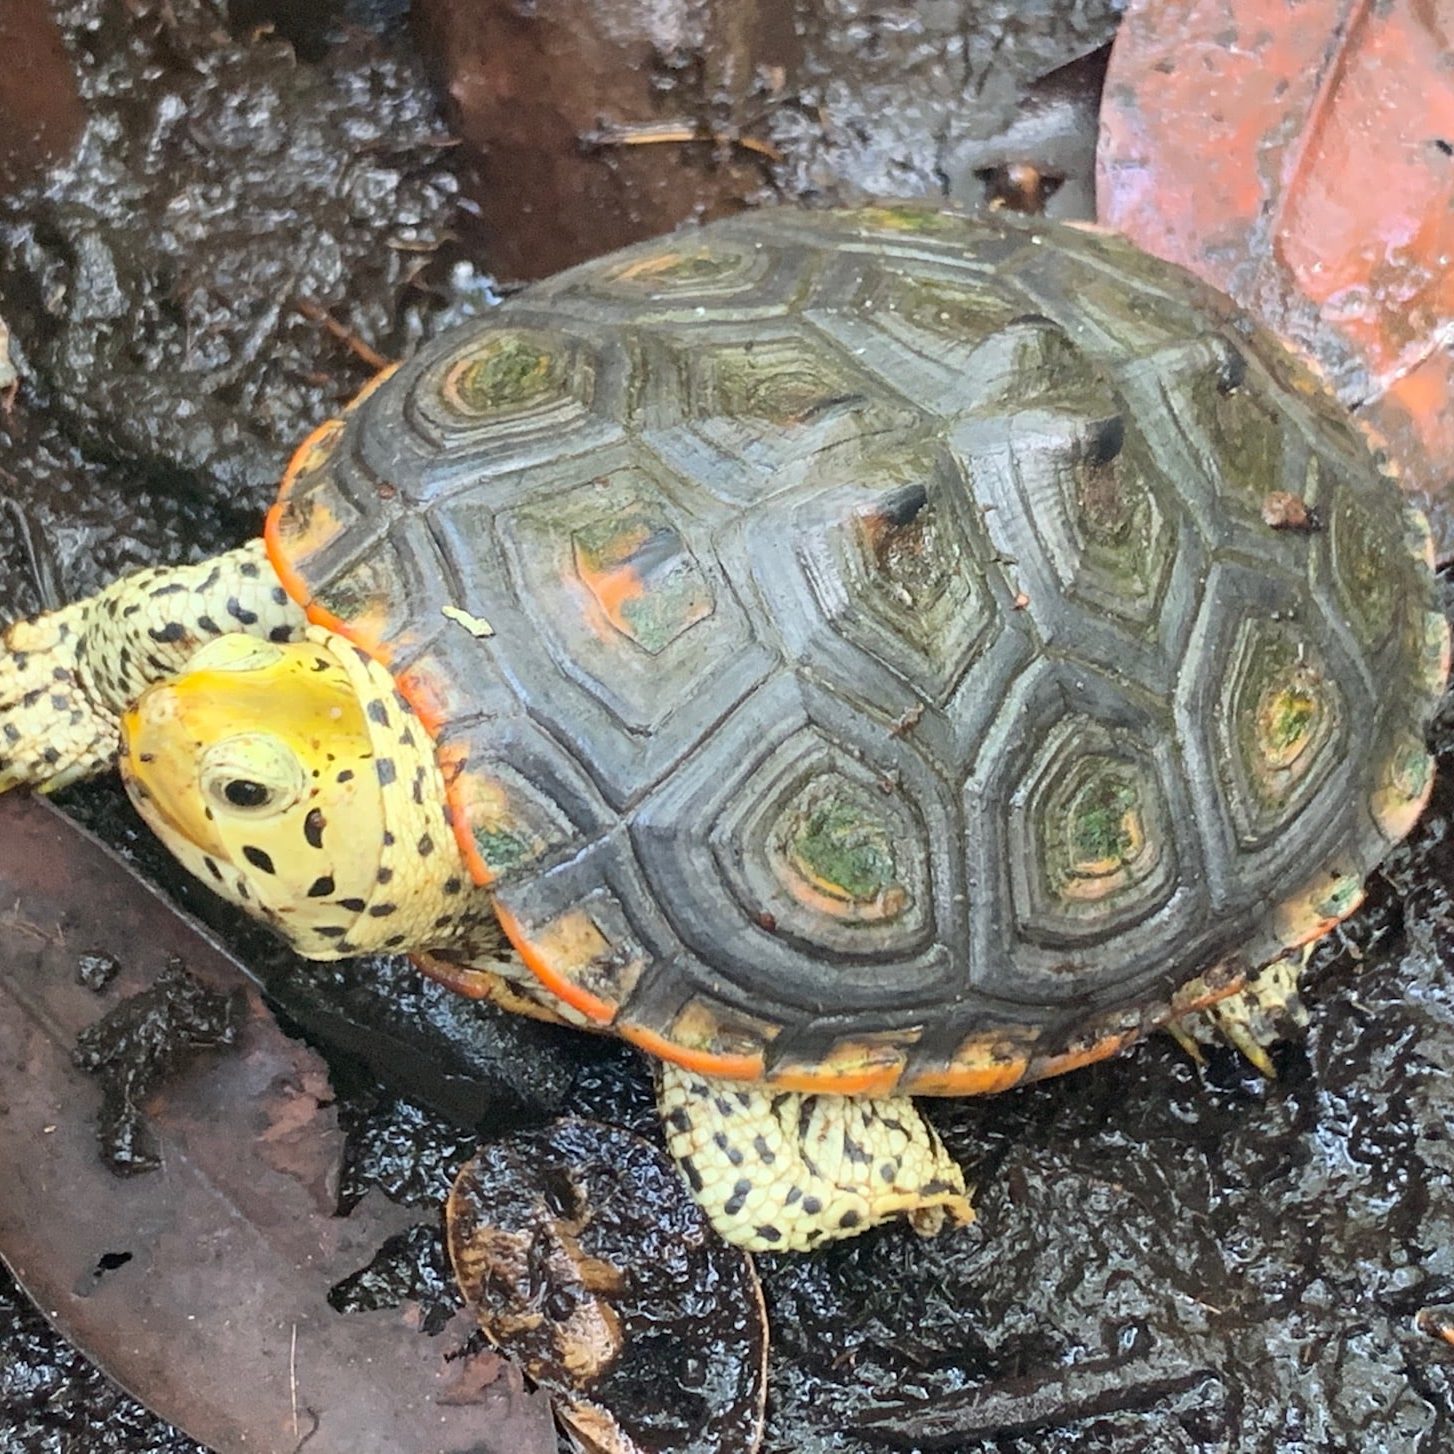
[{"x1": 0, "y1": 790, "x2": 556, "y2": 1454}]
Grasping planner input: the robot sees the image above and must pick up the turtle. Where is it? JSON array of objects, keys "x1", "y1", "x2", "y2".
[{"x1": 1, "y1": 203, "x2": 1446, "y2": 1252}]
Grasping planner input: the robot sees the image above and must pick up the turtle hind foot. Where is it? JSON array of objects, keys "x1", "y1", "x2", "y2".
[
  {"x1": 1167, "y1": 950, "x2": 1310, "y2": 1078},
  {"x1": 657, "y1": 1063, "x2": 973, "y2": 1252},
  {"x1": 0, "y1": 600, "x2": 116, "y2": 792}
]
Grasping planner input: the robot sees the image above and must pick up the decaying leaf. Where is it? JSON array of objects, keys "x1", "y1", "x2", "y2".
[{"x1": 448, "y1": 1118, "x2": 767, "y2": 1454}]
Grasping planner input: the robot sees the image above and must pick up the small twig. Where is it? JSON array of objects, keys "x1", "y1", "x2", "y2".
[
  {"x1": 293, "y1": 298, "x2": 395, "y2": 373},
  {"x1": 580, "y1": 119, "x2": 783, "y2": 164},
  {"x1": 290, "y1": 1322, "x2": 299, "y2": 1439},
  {"x1": 1, "y1": 898, "x2": 51, "y2": 944}
]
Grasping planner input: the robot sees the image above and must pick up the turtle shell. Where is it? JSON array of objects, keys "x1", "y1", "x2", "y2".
[{"x1": 264, "y1": 205, "x2": 1448, "y2": 1096}]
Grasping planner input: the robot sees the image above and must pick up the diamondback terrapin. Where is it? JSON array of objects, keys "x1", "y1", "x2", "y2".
[{"x1": 2, "y1": 204, "x2": 1445, "y2": 1251}]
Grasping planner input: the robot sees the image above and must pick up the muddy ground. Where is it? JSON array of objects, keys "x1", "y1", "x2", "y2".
[{"x1": 4, "y1": 2, "x2": 1454, "y2": 1452}]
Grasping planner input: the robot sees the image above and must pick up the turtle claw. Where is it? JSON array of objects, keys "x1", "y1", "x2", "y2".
[
  {"x1": 1167, "y1": 951, "x2": 1309, "y2": 1079},
  {"x1": 0, "y1": 601, "x2": 117, "y2": 792}
]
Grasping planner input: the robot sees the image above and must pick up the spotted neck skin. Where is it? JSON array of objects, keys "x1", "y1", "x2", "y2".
[
  {"x1": 121, "y1": 626, "x2": 499, "y2": 961},
  {"x1": 1, "y1": 540, "x2": 306, "y2": 792}
]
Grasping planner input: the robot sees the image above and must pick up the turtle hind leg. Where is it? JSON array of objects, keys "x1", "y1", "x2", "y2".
[
  {"x1": 1, "y1": 539, "x2": 305, "y2": 792},
  {"x1": 657, "y1": 1063, "x2": 973, "y2": 1252},
  {"x1": 1167, "y1": 950, "x2": 1311, "y2": 1078}
]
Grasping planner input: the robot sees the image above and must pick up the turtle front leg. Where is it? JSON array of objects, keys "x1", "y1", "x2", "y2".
[
  {"x1": 658, "y1": 1063, "x2": 973, "y2": 1251},
  {"x1": 1, "y1": 539, "x2": 306, "y2": 791}
]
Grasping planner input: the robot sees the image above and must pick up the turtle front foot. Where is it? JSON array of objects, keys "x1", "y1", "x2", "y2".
[
  {"x1": 1167, "y1": 951, "x2": 1310, "y2": 1077},
  {"x1": 658, "y1": 1064, "x2": 973, "y2": 1251},
  {"x1": 0, "y1": 601, "x2": 117, "y2": 792}
]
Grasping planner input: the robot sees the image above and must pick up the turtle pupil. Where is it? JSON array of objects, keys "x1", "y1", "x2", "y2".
[{"x1": 225, "y1": 779, "x2": 270, "y2": 808}]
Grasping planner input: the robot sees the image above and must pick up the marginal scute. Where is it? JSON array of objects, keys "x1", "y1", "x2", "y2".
[
  {"x1": 1371, "y1": 734, "x2": 1436, "y2": 843},
  {"x1": 266, "y1": 207, "x2": 1444, "y2": 1092},
  {"x1": 1273, "y1": 860, "x2": 1366, "y2": 950},
  {"x1": 766, "y1": 1032, "x2": 913, "y2": 1095}
]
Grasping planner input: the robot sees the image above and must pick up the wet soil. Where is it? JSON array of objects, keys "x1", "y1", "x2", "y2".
[{"x1": 5, "y1": 2, "x2": 1454, "y2": 1453}]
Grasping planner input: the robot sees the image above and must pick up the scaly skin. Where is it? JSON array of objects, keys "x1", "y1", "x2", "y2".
[
  {"x1": 660, "y1": 1067, "x2": 972, "y2": 1251},
  {"x1": 0, "y1": 541, "x2": 304, "y2": 792}
]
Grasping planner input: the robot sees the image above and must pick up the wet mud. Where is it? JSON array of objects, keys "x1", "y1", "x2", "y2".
[{"x1": 4, "y1": 2, "x2": 1454, "y2": 1452}]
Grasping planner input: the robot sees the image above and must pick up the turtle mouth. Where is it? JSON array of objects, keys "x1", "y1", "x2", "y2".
[{"x1": 121, "y1": 686, "x2": 231, "y2": 862}]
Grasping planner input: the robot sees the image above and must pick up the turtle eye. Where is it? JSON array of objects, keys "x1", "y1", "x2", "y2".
[
  {"x1": 223, "y1": 779, "x2": 272, "y2": 809},
  {"x1": 201, "y1": 733, "x2": 307, "y2": 817}
]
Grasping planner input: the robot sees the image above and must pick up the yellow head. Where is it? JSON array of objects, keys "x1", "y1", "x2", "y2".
[{"x1": 120, "y1": 633, "x2": 437, "y2": 958}]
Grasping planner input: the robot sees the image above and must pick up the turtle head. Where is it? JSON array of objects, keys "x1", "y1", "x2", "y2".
[{"x1": 120, "y1": 633, "x2": 457, "y2": 958}]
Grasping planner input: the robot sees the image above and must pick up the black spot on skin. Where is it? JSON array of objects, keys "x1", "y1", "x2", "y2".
[
  {"x1": 339, "y1": 898, "x2": 367, "y2": 912},
  {"x1": 201, "y1": 566, "x2": 221, "y2": 592},
  {"x1": 197, "y1": 615, "x2": 220, "y2": 635},
  {"x1": 714, "y1": 1096, "x2": 735, "y2": 1119},
  {"x1": 203, "y1": 857, "x2": 223, "y2": 881},
  {"x1": 307, "y1": 875, "x2": 335, "y2": 898},
  {"x1": 382, "y1": 831, "x2": 394, "y2": 846},
  {"x1": 368, "y1": 903, "x2": 397, "y2": 918},
  {"x1": 304, "y1": 808, "x2": 326, "y2": 849},
  {"x1": 336, "y1": 769, "x2": 354, "y2": 783},
  {"x1": 271, "y1": 586, "x2": 289, "y2": 605},
  {"x1": 315, "y1": 925, "x2": 347, "y2": 939},
  {"x1": 383, "y1": 934, "x2": 407, "y2": 948},
  {"x1": 376, "y1": 759, "x2": 396, "y2": 787},
  {"x1": 411, "y1": 777, "x2": 424, "y2": 805},
  {"x1": 367, "y1": 700, "x2": 390, "y2": 727},
  {"x1": 444, "y1": 877, "x2": 463, "y2": 896},
  {"x1": 723, "y1": 1180, "x2": 751, "y2": 1217},
  {"x1": 666, "y1": 1107, "x2": 692, "y2": 1134},
  {"x1": 239, "y1": 560, "x2": 260, "y2": 579},
  {"x1": 269, "y1": 626, "x2": 292, "y2": 643},
  {"x1": 417, "y1": 833, "x2": 434, "y2": 856},
  {"x1": 42, "y1": 747, "x2": 59, "y2": 765},
  {"x1": 242, "y1": 845, "x2": 276, "y2": 874},
  {"x1": 399, "y1": 728, "x2": 415, "y2": 748},
  {"x1": 50, "y1": 694, "x2": 69, "y2": 711},
  {"x1": 311, "y1": 658, "x2": 330, "y2": 673},
  {"x1": 226, "y1": 597, "x2": 259, "y2": 625},
  {"x1": 433, "y1": 914, "x2": 454, "y2": 929},
  {"x1": 755, "y1": 1224, "x2": 782, "y2": 1244},
  {"x1": 753, "y1": 1135, "x2": 776, "y2": 1165},
  {"x1": 148, "y1": 621, "x2": 187, "y2": 644},
  {"x1": 880, "y1": 1161, "x2": 897, "y2": 1183},
  {"x1": 801, "y1": 1195, "x2": 822, "y2": 1216},
  {"x1": 680, "y1": 1155, "x2": 703, "y2": 1193},
  {"x1": 920, "y1": 1178, "x2": 959, "y2": 1197},
  {"x1": 150, "y1": 582, "x2": 187, "y2": 596},
  {"x1": 842, "y1": 1133, "x2": 871, "y2": 1166},
  {"x1": 377, "y1": 866, "x2": 394, "y2": 884},
  {"x1": 51, "y1": 666, "x2": 69, "y2": 681},
  {"x1": 839, "y1": 1209, "x2": 861, "y2": 1229}
]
